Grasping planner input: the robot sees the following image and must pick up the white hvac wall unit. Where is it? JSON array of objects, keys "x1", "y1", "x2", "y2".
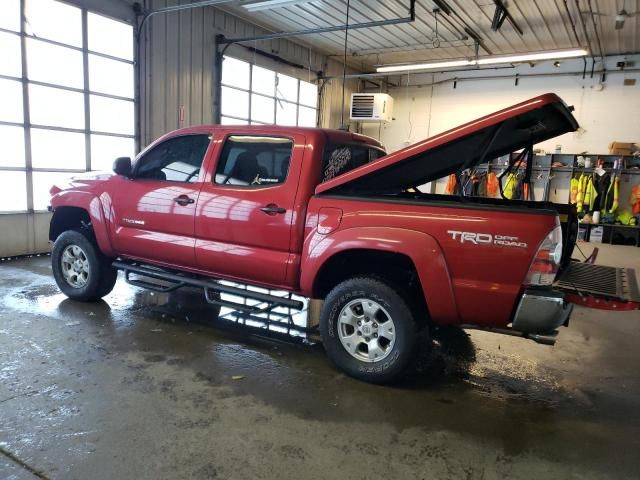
[{"x1": 350, "y1": 93, "x2": 394, "y2": 122}]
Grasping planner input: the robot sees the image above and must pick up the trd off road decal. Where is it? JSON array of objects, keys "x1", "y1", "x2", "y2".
[
  {"x1": 122, "y1": 218, "x2": 145, "y2": 226},
  {"x1": 447, "y1": 230, "x2": 527, "y2": 248}
]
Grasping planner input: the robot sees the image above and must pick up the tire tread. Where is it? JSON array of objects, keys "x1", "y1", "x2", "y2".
[
  {"x1": 52, "y1": 229, "x2": 117, "y2": 301},
  {"x1": 320, "y1": 276, "x2": 420, "y2": 384}
]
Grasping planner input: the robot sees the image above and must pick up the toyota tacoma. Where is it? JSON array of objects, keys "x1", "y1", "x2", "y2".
[{"x1": 48, "y1": 93, "x2": 639, "y2": 383}]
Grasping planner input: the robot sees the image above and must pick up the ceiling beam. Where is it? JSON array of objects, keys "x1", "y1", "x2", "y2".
[
  {"x1": 491, "y1": 0, "x2": 524, "y2": 35},
  {"x1": 218, "y1": 0, "x2": 416, "y2": 44}
]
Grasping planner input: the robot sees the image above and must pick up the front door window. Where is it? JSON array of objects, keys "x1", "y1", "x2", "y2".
[{"x1": 135, "y1": 134, "x2": 211, "y2": 183}]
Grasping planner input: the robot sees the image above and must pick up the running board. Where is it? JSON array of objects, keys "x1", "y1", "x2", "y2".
[{"x1": 112, "y1": 261, "x2": 305, "y2": 311}]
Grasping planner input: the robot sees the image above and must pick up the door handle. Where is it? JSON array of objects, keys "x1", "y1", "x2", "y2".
[
  {"x1": 174, "y1": 195, "x2": 195, "y2": 206},
  {"x1": 260, "y1": 204, "x2": 286, "y2": 215}
]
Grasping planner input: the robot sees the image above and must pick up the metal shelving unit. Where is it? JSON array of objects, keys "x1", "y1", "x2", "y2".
[
  {"x1": 475, "y1": 152, "x2": 640, "y2": 202},
  {"x1": 473, "y1": 152, "x2": 640, "y2": 247}
]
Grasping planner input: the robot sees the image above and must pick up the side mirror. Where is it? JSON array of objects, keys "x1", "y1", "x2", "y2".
[{"x1": 113, "y1": 157, "x2": 132, "y2": 177}]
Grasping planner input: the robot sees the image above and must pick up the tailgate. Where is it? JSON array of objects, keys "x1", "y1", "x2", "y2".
[{"x1": 555, "y1": 262, "x2": 640, "y2": 309}]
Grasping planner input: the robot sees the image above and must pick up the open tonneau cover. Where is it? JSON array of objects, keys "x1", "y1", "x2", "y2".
[{"x1": 317, "y1": 93, "x2": 579, "y2": 195}]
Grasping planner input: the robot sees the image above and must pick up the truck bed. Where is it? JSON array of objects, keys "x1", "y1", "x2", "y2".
[{"x1": 321, "y1": 190, "x2": 578, "y2": 273}]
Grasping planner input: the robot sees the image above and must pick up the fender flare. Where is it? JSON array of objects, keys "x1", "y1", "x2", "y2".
[
  {"x1": 301, "y1": 226, "x2": 460, "y2": 324},
  {"x1": 50, "y1": 191, "x2": 114, "y2": 256}
]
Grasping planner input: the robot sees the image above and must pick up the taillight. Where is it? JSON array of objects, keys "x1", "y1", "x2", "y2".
[{"x1": 524, "y1": 225, "x2": 563, "y2": 286}]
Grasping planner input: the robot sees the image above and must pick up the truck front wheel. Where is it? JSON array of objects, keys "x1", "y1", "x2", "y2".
[
  {"x1": 320, "y1": 277, "x2": 418, "y2": 384},
  {"x1": 52, "y1": 230, "x2": 117, "y2": 302}
]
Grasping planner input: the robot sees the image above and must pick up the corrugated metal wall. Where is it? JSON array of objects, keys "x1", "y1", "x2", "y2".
[
  {"x1": 318, "y1": 60, "x2": 360, "y2": 131},
  {"x1": 140, "y1": 0, "x2": 361, "y2": 146}
]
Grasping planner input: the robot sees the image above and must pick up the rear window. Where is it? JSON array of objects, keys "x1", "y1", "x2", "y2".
[
  {"x1": 214, "y1": 135, "x2": 293, "y2": 186},
  {"x1": 321, "y1": 144, "x2": 385, "y2": 182}
]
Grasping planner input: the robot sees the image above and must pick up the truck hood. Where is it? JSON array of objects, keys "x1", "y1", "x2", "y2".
[
  {"x1": 316, "y1": 93, "x2": 578, "y2": 195},
  {"x1": 50, "y1": 170, "x2": 114, "y2": 196}
]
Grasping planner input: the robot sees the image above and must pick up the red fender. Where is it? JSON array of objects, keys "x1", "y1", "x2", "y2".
[
  {"x1": 300, "y1": 226, "x2": 460, "y2": 324},
  {"x1": 51, "y1": 190, "x2": 115, "y2": 257}
]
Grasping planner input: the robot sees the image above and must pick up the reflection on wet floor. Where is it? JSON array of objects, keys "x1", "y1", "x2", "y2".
[
  {"x1": 5, "y1": 263, "x2": 579, "y2": 409},
  {"x1": 2, "y1": 255, "x2": 640, "y2": 479}
]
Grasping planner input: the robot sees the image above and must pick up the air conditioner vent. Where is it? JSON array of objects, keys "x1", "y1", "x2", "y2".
[
  {"x1": 351, "y1": 95, "x2": 375, "y2": 118},
  {"x1": 350, "y1": 93, "x2": 393, "y2": 123}
]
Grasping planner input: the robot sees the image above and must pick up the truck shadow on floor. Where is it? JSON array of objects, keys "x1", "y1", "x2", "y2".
[
  {"x1": 401, "y1": 327, "x2": 569, "y2": 406},
  {"x1": 126, "y1": 288, "x2": 564, "y2": 400},
  {"x1": 49, "y1": 285, "x2": 575, "y2": 408},
  {"x1": 403, "y1": 326, "x2": 477, "y2": 387}
]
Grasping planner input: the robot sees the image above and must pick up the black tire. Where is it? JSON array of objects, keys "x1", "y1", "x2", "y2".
[
  {"x1": 320, "y1": 276, "x2": 419, "y2": 384},
  {"x1": 51, "y1": 229, "x2": 117, "y2": 302}
]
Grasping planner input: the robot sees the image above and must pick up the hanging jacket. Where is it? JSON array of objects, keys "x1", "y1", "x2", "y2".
[
  {"x1": 631, "y1": 184, "x2": 640, "y2": 215},
  {"x1": 444, "y1": 174, "x2": 457, "y2": 195},
  {"x1": 576, "y1": 173, "x2": 586, "y2": 212},
  {"x1": 583, "y1": 175, "x2": 592, "y2": 211},
  {"x1": 603, "y1": 175, "x2": 619, "y2": 213},
  {"x1": 503, "y1": 172, "x2": 518, "y2": 199},
  {"x1": 577, "y1": 174, "x2": 598, "y2": 212},
  {"x1": 515, "y1": 175, "x2": 530, "y2": 201},
  {"x1": 486, "y1": 172, "x2": 499, "y2": 197},
  {"x1": 476, "y1": 172, "x2": 488, "y2": 197},
  {"x1": 569, "y1": 177, "x2": 579, "y2": 204},
  {"x1": 593, "y1": 172, "x2": 611, "y2": 211},
  {"x1": 471, "y1": 174, "x2": 480, "y2": 196},
  {"x1": 588, "y1": 176, "x2": 598, "y2": 211},
  {"x1": 458, "y1": 171, "x2": 472, "y2": 196},
  {"x1": 610, "y1": 176, "x2": 619, "y2": 213}
]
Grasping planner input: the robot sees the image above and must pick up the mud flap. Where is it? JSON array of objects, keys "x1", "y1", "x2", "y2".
[{"x1": 555, "y1": 262, "x2": 640, "y2": 310}]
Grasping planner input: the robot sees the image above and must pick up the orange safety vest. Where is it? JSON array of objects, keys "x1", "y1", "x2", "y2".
[
  {"x1": 445, "y1": 174, "x2": 457, "y2": 195},
  {"x1": 486, "y1": 172, "x2": 499, "y2": 197},
  {"x1": 631, "y1": 184, "x2": 640, "y2": 215}
]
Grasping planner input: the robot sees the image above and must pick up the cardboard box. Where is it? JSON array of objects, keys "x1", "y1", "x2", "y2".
[
  {"x1": 608, "y1": 141, "x2": 636, "y2": 155},
  {"x1": 590, "y1": 226, "x2": 604, "y2": 243}
]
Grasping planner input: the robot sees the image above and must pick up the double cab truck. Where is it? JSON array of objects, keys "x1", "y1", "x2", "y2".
[{"x1": 49, "y1": 93, "x2": 640, "y2": 383}]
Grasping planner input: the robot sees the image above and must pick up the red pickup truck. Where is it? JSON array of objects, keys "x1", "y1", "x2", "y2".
[{"x1": 49, "y1": 93, "x2": 639, "y2": 383}]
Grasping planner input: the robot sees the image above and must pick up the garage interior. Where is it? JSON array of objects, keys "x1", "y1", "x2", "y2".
[{"x1": 1, "y1": 0, "x2": 640, "y2": 479}]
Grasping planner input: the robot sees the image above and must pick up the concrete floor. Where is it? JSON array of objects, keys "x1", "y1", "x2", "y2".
[{"x1": 1, "y1": 243, "x2": 639, "y2": 480}]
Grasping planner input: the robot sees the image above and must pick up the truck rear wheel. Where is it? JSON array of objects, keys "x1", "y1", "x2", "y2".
[
  {"x1": 52, "y1": 230, "x2": 117, "y2": 302},
  {"x1": 320, "y1": 277, "x2": 418, "y2": 384}
]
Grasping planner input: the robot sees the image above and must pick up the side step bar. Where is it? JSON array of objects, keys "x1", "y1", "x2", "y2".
[{"x1": 112, "y1": 261, "x2": 305, "y2": 312}]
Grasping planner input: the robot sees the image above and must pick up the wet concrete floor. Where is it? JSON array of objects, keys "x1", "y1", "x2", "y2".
[{"x1": 1, "y1": 243, "x2": 639, "y2": 479}]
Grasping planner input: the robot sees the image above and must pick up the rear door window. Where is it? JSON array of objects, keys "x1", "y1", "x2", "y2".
[
  {"x1": 214, "y1": 135, "x2": 293, "y2": 187},
  {"x1": 322, "y1": 144, "x2": 385, "y2": 182}
]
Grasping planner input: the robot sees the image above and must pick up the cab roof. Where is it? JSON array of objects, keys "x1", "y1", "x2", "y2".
[{"x1": 163, "y1": 125, "x2": 384, "y2": 150}]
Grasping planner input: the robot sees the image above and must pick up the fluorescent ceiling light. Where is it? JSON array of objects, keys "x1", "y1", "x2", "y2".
[
  {"x1": 242, "y1": 0, "x2": 312, "y2": 11},
  {"x1": 476, "y1": 49, "x2": 589, "y2": 65},
  {"x1": 375, "y1": 49, "x2": 588, "y2": 73},
  {"x1": 376, "y1": 59, "x2": 475, "y2": 73}
]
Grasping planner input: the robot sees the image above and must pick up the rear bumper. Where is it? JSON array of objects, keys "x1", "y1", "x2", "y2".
[{"x1": 512, "y1": 288, "x2": 573, "y2": 334}]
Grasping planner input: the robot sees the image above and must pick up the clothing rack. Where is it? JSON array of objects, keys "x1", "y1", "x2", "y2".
[{"x1": 469, "y1": 152, "x2": 640, "y2": 202}]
